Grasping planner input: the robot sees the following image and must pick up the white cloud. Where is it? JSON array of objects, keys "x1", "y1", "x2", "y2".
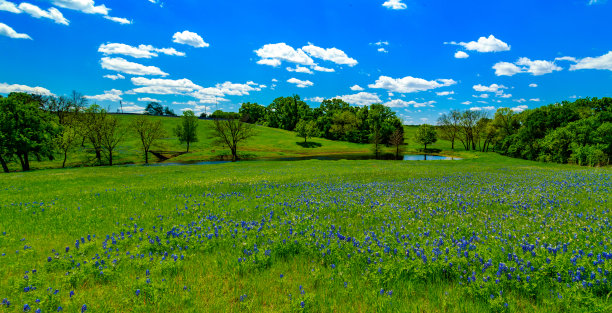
[
  {"x1": 85, "y1": 89, "x2": 123, "y2": 102},
  {"x1": 335, "y1": 92, "x2": 381, "y2": 106},
  {"x1": 385, "y1": 99, "x2": 436, "y2": 108},
  {"x1": 99, "y1": 43, "x2": 185, "y2": 58},
  {"x1": 350, "y1": 85, "x2": 364, "y2": 91},
  {"x1": 172, "y1": 30, "x2": 209, "y2": 48},
  {"x1": 0, "y1": 22, "x2": 31, "y2": 39},
  {"x1": 0, "y1": 0, "x2": 20, "y2": 13},
  {"x1": 514, "y1": 99, "x2": 526, "y2": 103},
  {"x1": 0, "y1": 82, "x2": 54, "y2": 95},
  {"x1": 17, "y1": 3, "x2": 69, "y2": 25},
  {"x1": 555, "y1": 56, "x2": 578, "y2": 62},
  {"x1": 383, "y1": 0, "x2": 407, "y2": 10},
  {"x1": 103, "y1": 74, "x2": 125, "y2": 80},
  {"x1": 138, "y1": 97, "x2": 161, "y2": 102},
  {"x1": 302, "y1": 43, "x2": 358, "y2": 66},
  {"x1": 286, "y1": 65, "x2": 313, "y2": 74},
  {"x1": 499, "y1": 93, "x2": 512, "y2": 98},
  {"x1": 461, "y1": 101, "x2": 472, "y2": 105},
  {"x1": 529, "y1": 83, "x2": 538, "y2": 88},
  {"x1": 470, "y1": 106, "x2": 495, "y2": 111},
  {"x1": 451, "y1": 35, "x2": 510, "y2": 53},
  {"x1": 436, "y1": 91, "x2": 454, "y2": 96},
  {"x1": 103, "y1": 16, "x2": 131, "y2": 24},
  {"x1": 287, "y1": 78, "x2": 314, "y2": 88},
  {"x1": 473, "y1": 94, "x2": 490, "y2": 99},
  {"x1": 101, "y1": 57, "x2": 168, "y2": 76},
  {"x1": 511, "y1": 105, "x2": 528, "y2": 112},
  {"x1": 368, "y1": 75, "x2": 456, "y2": 93},
  {"x1": 306, "y1": 97, "x2": 326, "y2": 103},
  {"x1": 378, "y1": 48, "x2": 388, "y2": 53},
  {"x1": 569, "y1": 51, "x2": 612, "y2": 71},
  {"x1": 493, "y1": 58, "x2": 561, "y2": 76},
  {"x1": 51, "y1": 0, "x2": 129, "y2": 24},
  {"x1": 373, "y1": 41, "x2": 389, "y2": 46},
  {"x1": 516, "y1": 57, "x2": 562, "y2": 75},
  {"x1": 529, "y1": 98, "x2": 541, "y2": 102},
  {"x1": 454, "y1": 51, "x2": 469, "y2": 59},
  {"x1": 122, "y1": 105, "x2": 145, "y2": 113},
  {"x1": 255, "y1": 43, "x2": 314, "y2": 67},
  {"x1": 473, "y1": 84, "x2": 507, "y2": 93},
  {"x1": 312, "y1": 65, "x2": 335, "y2": 72}
]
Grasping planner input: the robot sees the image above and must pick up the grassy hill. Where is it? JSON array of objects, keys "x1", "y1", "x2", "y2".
[{"x1": 9, "y1": 114, "x2": 471, "y2": 170}]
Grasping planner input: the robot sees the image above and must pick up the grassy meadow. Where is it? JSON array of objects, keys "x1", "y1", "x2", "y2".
[
  {"x1": 0, "y1": 153, "x2": 611, "y2": 312},
  {"x1": 5, "y1": 114, "x2": 467, "y2": 171}
]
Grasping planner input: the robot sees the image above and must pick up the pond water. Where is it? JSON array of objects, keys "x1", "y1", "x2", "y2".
[{"x1": 139, "y1": 154, "x2": 461, "y2": 166}]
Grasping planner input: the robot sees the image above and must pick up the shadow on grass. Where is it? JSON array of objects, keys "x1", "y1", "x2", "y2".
[
  {"x1": 296, "y1": 142, "x2": 322, "y2": 148},
  {"x1": 416, "y1": 148, "x2": 442, "y2": 154}
]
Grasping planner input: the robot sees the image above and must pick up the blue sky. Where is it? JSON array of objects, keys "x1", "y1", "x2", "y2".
[{"x1": 1, "y1": 0, "x2": 611, "y2": 124}]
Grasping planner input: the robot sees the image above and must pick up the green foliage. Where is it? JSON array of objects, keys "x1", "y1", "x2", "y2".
[
  {"x1": 239, "y1": 102, "x2": 267, "y2": 124},
  {"x1": 267, "y1": 95, "x2": 311, "y2": 131},
  {"x1": 295, "y1": 119, "x2": 319, "y2": 143},
  {"x1": 414, "y1": 124, "x2": 438, "y2": 150},
  {"x1": 174, "y1": 110, "x2": 199, "y2": 152}
]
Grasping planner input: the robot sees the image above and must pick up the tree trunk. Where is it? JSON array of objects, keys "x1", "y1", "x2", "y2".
[
  {"x1": 0, "y1": 155, "x2": 9, "y2": 173},
  {"x1": 145, "y1": 150, "x2": 149, "y2": 164},
  {"x1": 109, "y1": 151, "x2": 113, "y2": 166},
  {"x1": 231, "y1": 148, "x2": 237, "y2": 162},
  {"x1": 187, "y1": 141, "x2": 190, "y2": 152},
  {"x1": 62, "y1": 150, "x2": 68, "y2": 168},
  {"x1": 95, "y1": 149, "x2": 102, "y2": 164},
  {"x1": 451, "y1": 138, "x2": 455, "y2": 150},
  {"x1": 424, "y1": 144, "x2": 427, "y2": 151},
  {"x1": 22, "y1": 152, "x2": 30, "y2": 171}
]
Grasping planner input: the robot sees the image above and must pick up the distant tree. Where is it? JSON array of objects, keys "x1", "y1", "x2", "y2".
[
  {"x1": 295, "y1": 119, "x2": 319, "y2": 143},
  {"x1": 100, "y1": 115, "x2": 124, "y2": 166},
  {"x1": 175, "y1": 110, "x2": 199, "y2": 152},
  {"x1": 199, "y1": 112, "x2": 208, "y2": 119},
  {"x1": 437, "y1": 110, "x2": 461, "y2": 149},
  {"x1": 414, "y1": 124, "x2": 438, "y2": 151},
  {"x1": 211, "y1": 116, "x2": 257, "y2": 162},
  {"x1": 239, "y1": 102, "x2": 267, "y2": 124},
  {"x1": 164, "y1": 106, "x2": 177, "y2": 117},
  {"x1": 145, "y1": 102, "x2": 164, "y2": 116},
  {"x1": 389, "y1": 127, "x2": 405, "y2": 159},
  {"x1": 371, "y1": 128, "x2": 383, "y2": 159},
  {"x1": 329, "y1": 111, "x2": 359, "y2": 141},
  {"x1": 131, "y1": 116, "x2": 166, "y2": 164},
  {"x1": 267, "y1": 95, "x2": 311, "y2": 131},
  {"x1": 0, "y1": 93, "x2": 60, "y2": 172},
  {"x1": 79, "y1": 105, "x2": 107, "y2": 164},
  {"x1": 56, "y1": 124, "x2": 79, "y2": 168}
]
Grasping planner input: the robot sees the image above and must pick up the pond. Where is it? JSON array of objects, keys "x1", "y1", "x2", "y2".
[{"x1": 139, "y1": 154, "x2": 461, "y2": 166}]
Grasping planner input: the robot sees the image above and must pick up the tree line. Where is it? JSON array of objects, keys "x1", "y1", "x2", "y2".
[
  {"x1": 437, "y1": 97, "x2": 612, "y2": 166},
  {"x1": 0, "y1": 92, "x2": 256, "y2": 172}
]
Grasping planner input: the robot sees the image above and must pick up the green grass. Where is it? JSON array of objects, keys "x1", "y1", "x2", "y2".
[
  {"x1": 0, "y1": 154, "x2": 611, "y2": 312},
  {"x1": 5, "y1": 115, "x2": 469, "y2": 171}
]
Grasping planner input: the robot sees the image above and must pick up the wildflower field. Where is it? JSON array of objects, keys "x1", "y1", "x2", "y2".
[{"x1": 0, "y1": 155, "x2": 611, "y2": 312}]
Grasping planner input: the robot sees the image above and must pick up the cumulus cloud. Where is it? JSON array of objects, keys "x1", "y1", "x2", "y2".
[
  {"x1": 529, "y1": 83, "x2": 538, "y2": 88},
  {"x1": 493, "y1": 58, "x2": 561, "y2": 76},
  {"x1": 461, "y1": 101, "x2": 472, "y2": 105},
  {"x1": 350, "y1": 85, "x2": 364, "y2": 91},
  {"x1": 255, "y1": 42, "x2": 356, "y2": 71},
  {"x1": 0, "y1": 82, "x2": 54, "y2": 95},
  {"x1": 511, "y1": 105, "x2": 528, "y2": 112},
  {"x1": 122, "y1": 105, "x2": 145, "y2": 113},
  {"x1": 287, "y1": 78, "x2": 314, "y2": 88},
  {"x1": 368, "y1": 75, "x2": 456, "y2": 93},
  {"x1": 384, "y1": 99, "x2": 435, "y2": 108},
  {"x1": 473, "y1": 84, "x2": 507, "y2": 94},
  {"x1": 470, "y1": 106, "x2": 496, "y2": 111},
  {"x1": 85, "y1": 89, "x2": 123, "y2": 102},
  {"x1": 103, "y1": 74, "x2": 125, "y2": 80},
  {"x1": 286, "y1": 65, "x2": 313, "y2": 74},
  {"x1": 138, "y1": 97, "x2": 161, "y2": 102},
  {"x1": 306, "y1": 97, "x2": 326, "y2": 103},
  {"x1": 382, "y1": 0, "x2": 407, "y2": 10},
  {"x1": 302, "y1": 43, "x2": 358, "y2": 66},
  {"x1": 51, "y1": 0, "x2": 129, "y2": 24},
  {"x1": 101, "y1": 57, "x2": 169, "y2": 76},
  {"x1": 0, "y1": 0, "x2": 20, "y2": 13},
  {"x1": 335, "y1": 92, "x2": 381, "y2": 106},
  {"x1": 454, "y1": 51, "x2": 469, "y2": 59},
  {"x1": 448, "y1": 35, "x2": 510, "y2": 53},
  {"x1": 0, "y1": 22, "x2": 31, "y2": 39},
  {"x1": 173, "y1": 30, "x2": 209, "y2": 48},
  {"x1": 436, "y1": 91, "x2": 454, "y2": 96},
  {"x1": 569, "y1": 51, "x2": 612, "y2": 71},
  {"x1": 99, "y1": 43, "x2": 185, "y2": 58},
  {"x1": 16, "y1": 3, "x2": 69, "y2": 25}
]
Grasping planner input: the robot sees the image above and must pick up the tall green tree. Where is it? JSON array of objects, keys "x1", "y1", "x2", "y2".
[
  {"x1": 239, "y1": 102, "x2": 267, "y2": 124},
  {"x1": 295, "y1": 119, "x2": 319, "y2": 143},
  {"x1": 131, "y1": 116, "x2": 167, "y2": 164},
  {"x1": 414, "y1": 124, "x2": 438, "y2": 151},
  {"x1": 267, "y1": 95, "x2": 311, "y2": 131},
  {"x1": 0, "y1": 93, "x2": 59, "y2": 171},
  {"x1": 175, "y1": 110, "x2": 199, "y2": 152}
]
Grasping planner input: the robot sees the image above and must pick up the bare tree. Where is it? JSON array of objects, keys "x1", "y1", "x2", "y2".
[
  {"x1": 100, "y1": 115, "x2": 124, "y2": 166},
  {"x1": 211, "y1": 116, "x2": 257, "y2": 162},
  {"x1": 79, "y1": 105, "x2": 106, "y2": 164},
  {"x1": 371, "y1": 128, "x2": 383, "y2": 159},
  {"x1": 131, "y1": 116, "x2": 166, "y2": 164},
  {"x1": 437, "y1": 110, "x2": 461, "y2": 150},
  {"x1": 389, "y1": 128, "x2": 405, "y2": 159}
]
